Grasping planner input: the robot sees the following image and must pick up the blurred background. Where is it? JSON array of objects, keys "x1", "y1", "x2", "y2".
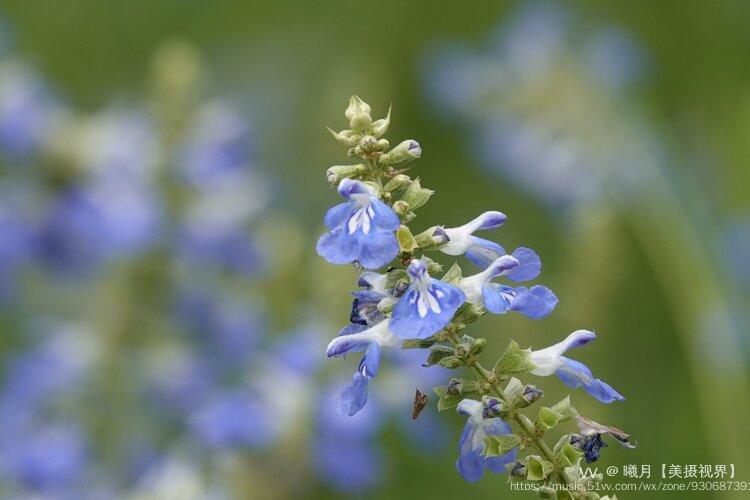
[{"x1": 0, "y1": 0, "x2": 749, "y2": 498}]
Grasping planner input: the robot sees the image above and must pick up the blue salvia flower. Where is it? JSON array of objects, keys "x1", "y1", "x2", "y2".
[
  {"x1": 389, "y1": 259, "x2": 466, "y2": 339},
  {"x1": 316, "y1": 178, "x2": 400, "y2": 269},
  {"x1": 326, "y1": 319, "x2": 398, "y2": 416},
  {"x1": 314, "y1": 384, "x2": 383, "y2": 491},
  {"x1": 439, "y1": 211, "x2": 508, "y2": 268},
  {"x1": 188, "y1": 390, "x2": 274, "y2": 450},
  {"x1": 455, "y1": 398, "x2": 517, "y2": 483},
  {"x1": 459, "y1": 249, "x2": 558, "y2": 319},
  {"x1": 528, "y1": 330, "x2": 624, "y2": 403}
]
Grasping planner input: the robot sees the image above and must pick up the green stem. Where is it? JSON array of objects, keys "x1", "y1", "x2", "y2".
[{"x1": 446, "y1": 331, "x2": 569, "y2": 486}]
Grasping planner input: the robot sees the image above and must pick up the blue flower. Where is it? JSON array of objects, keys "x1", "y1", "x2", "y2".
[
  {"x1": 389, "y1": 259, "x2": 466, "y2": 339},
  {"x1": 439, "y1": 211, "x2": 508, "y2": 268},
  {"x1": 455, "y1": 399, "x2": 517, "y2": 483},
  {"x1": 326, "y1": 320, "x2": 397, "y2": 416},
  {"x1": 316, "y1": 179, "x2": 400, "y2": 270},
  {"x1": 188, "y1": 390, "x2": 275, "y2": 450},
  {"x1": 529, "y1": 330, "x2": 624, "y2": 403},
  {"x1": 459, "y1": 248, "x2": 558, "y2": 319}
]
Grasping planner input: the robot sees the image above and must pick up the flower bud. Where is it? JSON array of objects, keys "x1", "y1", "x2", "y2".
[
  {"x1": 378, "y1": 139, "x2": 422, "y2": 167},
  {"x1": 521, "y1": 385, "x2": 544, "y2": 405},
  {"x1": 383, "y1": 174, "x2": 411, "y2": 193},
  {"x1": 447, "y1": 378, "x2": 462, "y2": 396},
  {"x1": 469, "y1": 337, "x2": 487, "y2": 355},
  {"x1": 328, "y1": 127, "x2": 360, "y2": 147},
  {"x1": 326, "y1": 164, "x2": 366, "y2": 184},
  {"x1": 482, "y1": 397, "x2": 504, "y2": 418},
  {"x1": 509, "y1": 461, "x2": 527, "y2": 478},
  {"x1": 346, "y1": 96, "x2": 373, "y2": 132},
  {"x1": 392, "y1": 200, "x2": 410, "y2": 216},
  {"x1": 345, "y1": 95, "x2": 371, "y2": 120}
]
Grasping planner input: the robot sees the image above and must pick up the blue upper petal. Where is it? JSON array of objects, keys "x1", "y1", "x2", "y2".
[
  {"x1": 555, "y1": 357, "x2": 624, "y2": 404},
  {"x1": 326, "y1": 323, "x2": 370, "y2": 357},
  {"x1": 389, "y1": 279, "x2": 466, "y2": 339},
  {"x1": 508, "y1": 285, "x2": 558, "y2": 319},
  {"x1": 465, "y1": 236, "x2": 506, "y2": 269},
  {"x1": 337, "y1": 373, "x2": 370, "y2": 417},
  {"x1": 324, "y1": 202, "x2": 355, "y2": 229},
  {"x1": 506, "y1": 247, "x2": 541, "y2": 282}
]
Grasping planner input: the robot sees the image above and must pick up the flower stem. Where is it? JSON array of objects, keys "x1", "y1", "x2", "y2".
[{"x1": 446, "y1": 331, "x2": 570, "y2": 486}]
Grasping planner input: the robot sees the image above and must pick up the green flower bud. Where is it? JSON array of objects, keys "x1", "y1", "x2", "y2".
[
  {"x1": 328, "y1": 127, "x2": 361, "y2": 147},
  {"x1": 378, "y1": 139, "x2": 422, "y2": 167},
  {"x1": 469, "y1": 337, "x2": 487, "y2": 355},
  {"x1": 383, "y1": 173, "x2": 411, "y2": 193},
  {"x1": 392, "y1": 200, "x2": 410, "y2": 216},
  {"x1": 346, "y1": 96, "x2": 373, "y2": 132},
  {"x1": 345, "y1": 95, "x2": 371, "y2": 120},
  {"x1": 326, "y1": 164, "x2": 366, "y2": 184}
]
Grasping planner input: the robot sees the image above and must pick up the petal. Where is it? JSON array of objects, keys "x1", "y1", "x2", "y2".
[
  {"x1": 464, "y1": 211, "x2": 507, "y2": 232},
  {"x1": 350, "y1": 291, "x2": 387, "y2": 326},
  {"x1": 360, "y1": 343, "x2": 382, "y2": 378},
  {"x1": 355, "y1": 230, "x2": 399, "y2": 270},
  {"x1": 508, "y1": 285, "x2": 558, "y2": 319},
  {"x1": 481, "y1": 284, "x2": 514, "y2": 314},
  {"x1": 455, "y1": 421, "x2": 485, "y2": 483},
  {"x1": 389, "y1": 280, "x2": 466, "y2": 339},
  {"x1": 506, "y1": 247, "x2": 541, "y2": 282},
  {"x1": 316, "y1": 228, "x2": 359, "y2": 265},
  {"x1": 337, "y1": 178, "x2": 374, "y2": 199},
  {"x1": 368, "y1": 199, "x2": 400, "y2": 231},
  {"x1": 326, "y1": 324, "x2": 370, "y2": 357},
  {"x1": 337, "y1": 373, "x2": 370, "y2": 417},
  {"x1": 466, "y1": 236, "x2": 506, "y2": 269},
  {"x1": 556, "y1": 357, "x2": 625, "y2": 404},
  {"x1": 323, "y1": 202, "x2": 355, "y2": 229}
]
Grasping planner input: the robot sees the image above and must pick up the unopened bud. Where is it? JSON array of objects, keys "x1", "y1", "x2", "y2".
[
  {"x1": 482, "y1": 397, "x2": 504, "y2": 419},
  {"x1": 378, "y1": 139, "x2": 422, "y2": 167},
  {"x1": 392, "y1": 200, "x2": 410, "y2": 216},
  {"x1": 345, "y1": 95, "x2": 371, "y2": 120},
  {"x1": 447, "y1": 379, "x2": 462, "y2": 396},
  {"x1": 469, "y1": 337, "x2": 487, "y2": 355},
  {"x1": 328, "y1": 127, "x2": 360, "y2": 147},
  {"x1": 509, "y1": 461, "x2": 527, "y2": 478},
  {"x1": 521, "y1": 385, "x2": 544, "y2": 405},
  {"x1": 326, "y1": 164, "x2": 366, "y2": 184},
  {"x1": 383, "y1": 174, "x2": 411, "y2": 193}
]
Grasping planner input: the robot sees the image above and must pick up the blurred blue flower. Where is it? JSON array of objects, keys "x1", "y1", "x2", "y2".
[
  {"x1": 0, "y1": 61, "x2": 62, "y2": 158},
  {"x1": 189, "y1": 390, "x2": 276, "y2": 450},
  {"x1": 455, "y1": 398, "x2": 517, "y2": 483},
  {"x1": 314, "y1": 384, "x2": 383, "y2": 491},
  {"x1": 389, "y1": 259, "x2": 465, "y2": 340},
  {"x1": 529, "y1": 330, "x2": 624, "y2": 403},
  {"x1": 316, "y1": 178, "x2": 400, "y2": 270}
]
